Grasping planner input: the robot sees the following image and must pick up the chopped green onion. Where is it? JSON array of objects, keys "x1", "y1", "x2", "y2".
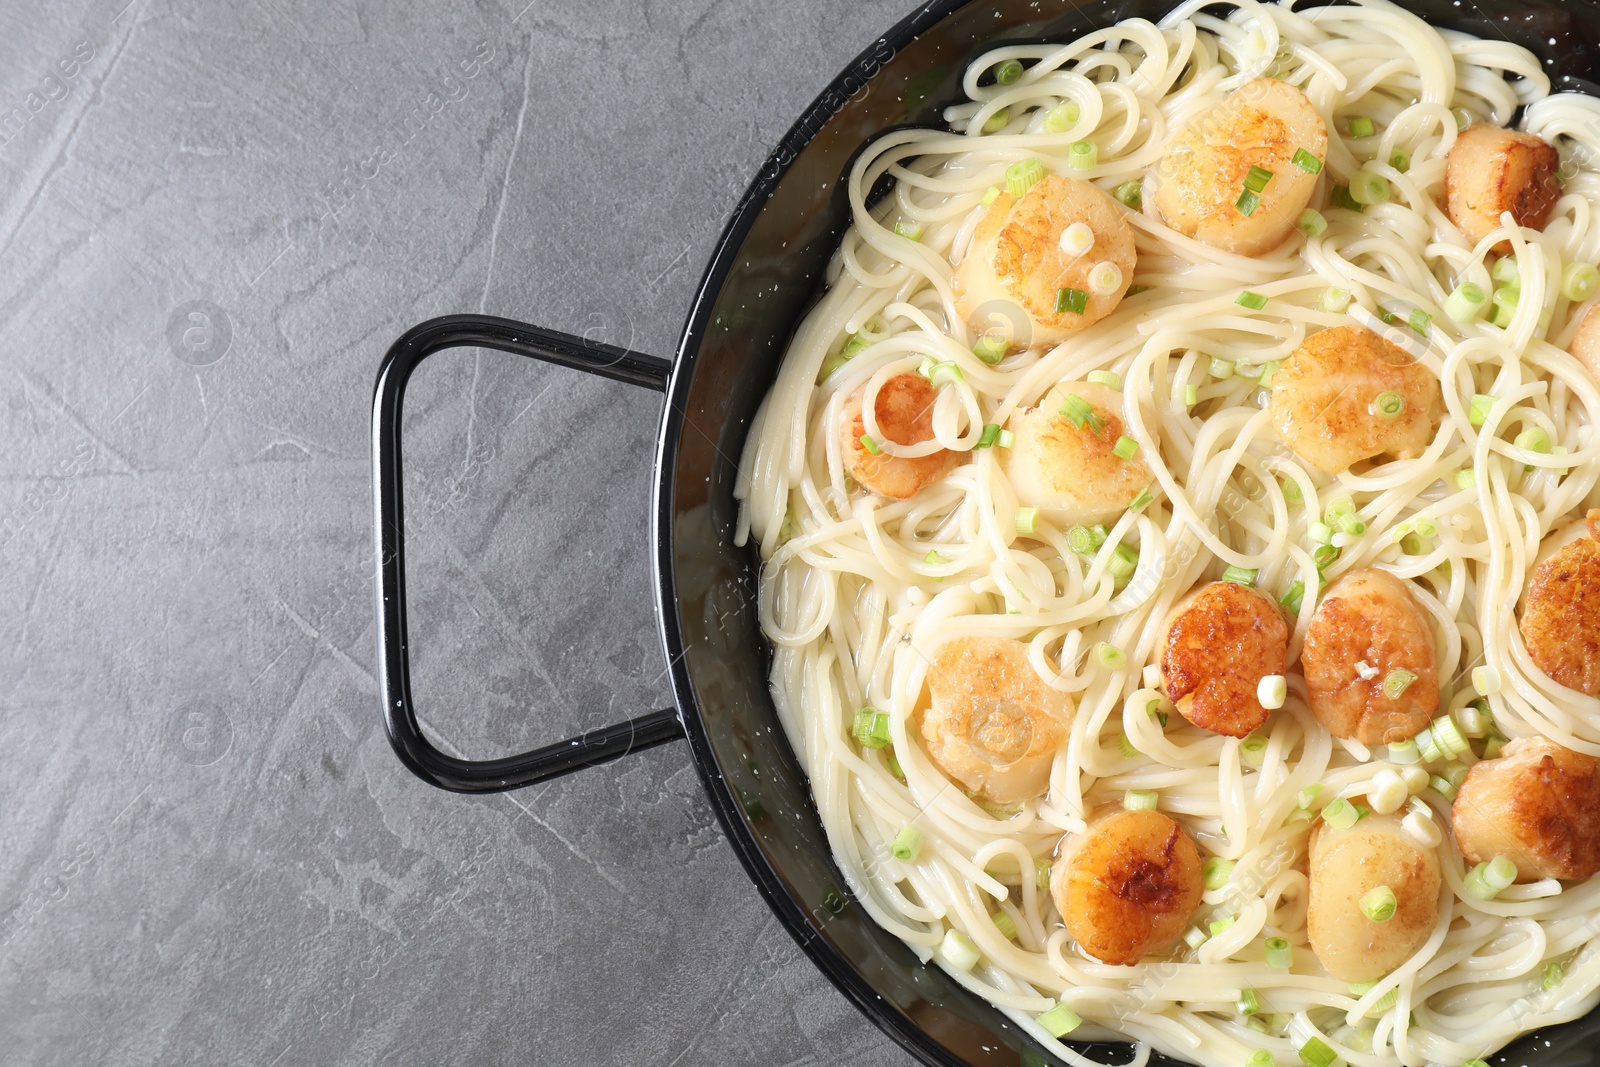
[
  {"x1": 977, "y1": 423, "x2": 1002, "y2": 448},
  {"x1": 1088, "y1": 261, "x2": 1124, "y2": 295},
  {"x1": 1361, "y1": 885, "x2": 1398, "y2": 922},
  {"x1": 1247, "y1": 1050, "x2": 1274, "y2": 1067},
  {"x1": 1374, "y1": 390, "x2": 1405, "y2": 419},
  {"x1": 1068, "y1": 140, "x2": 1099, "y2": 170},
  {"x1": 1383, "y1": 670, "x2": 1417, "y2": 700},
  {"x1": 1005, "y1": 158, "x2": 1047, "y2": 198},
  {"x1": 997, "y1": 429, "x2": 1015, "y2": 449},
  {"x1": 1389, "y1": 739, "x2": 1421, "y2": 764},
  {"x1": 1260, "y1": 360, "x2": 1281, "y2": 388},
  {"x1": 1129, "y1": 486, "x2": 1154, "y2": 511},
  {"x1": 1265, "y1": 937, "x2": 1293, "y2": 968},
  {"x1": 1234, "y1": 361, "x2": 1264, "y2": 381},
  {"x1": 1299, "y1": 209, "x2": 1328, "y2": 237},
  {"x1": 1293, "y1": 147, "x2": 1323, "y2": 173},
  {"x1": 1222, "y1": 565, "x2": 1259, "y2": 586},
  {"x1": 1455, "y1": 467, "x2": 1477, "y2": 490},
  {"x1": 1515, "y1": 426, "x2": 1553, "y2": 457},
  {"x1": 1088, "y1": 369, "x2": 1122, "y2": 389},
  {"x1": 1259, "y1": 674, "x2": 1288, "y2": 709},
  {"x1": 1237, "y1": 189, "x2": 1263, "y2": 216},
  {"x1": 1210, "y1": 916, "x2": 1236, "y2": 936},
  {"x1": 1056, "y1": 286, "x2": 1089, "y2": 315},
  {"x1": 980, "y1": 186, "x2": 1001, "y2": 206},
  {"x1": 937, "y1": 928, "x2": 980, "y2": 972},
  {"x1": 1544, "y1": 960, "x2": 1565, "y2": 990},
  {"x1": 1350, "y1": 169, "x2": 1390, "y2": 205},
  {"x1": 1238, "y1": 290, "x2": 1269, "y2": 311},
  {"x1": 1096, "y1": 642, "x2": 1127, "y2": 670},
  {"x1": 1113, "y1": 435, "x2": 1140, "y2": 460},
  {"x1": 1036, "y1": 858, "x2": 1052, "y2": 890},
  {"x1": 1348, "y1": 115, "x2": 1377, "y2": 138},
  {"x1": 1058, "y1": 392, "x2": 1101, "y2": 430},
  {"x1": 853, "y1": 708, "x2": 892, "y2": 749},
  {"x1": 860, "y1": 435, "x2": 882, "y2": 455},
  {"x1": 1184, "y1": 925, "x2": 1209, "y2": 950},
  {"x1": 1313, "y1": 544, "x2": 1339, "y2": 570},
  {"x1": 892, "y1": 826, "x2": 923, "y2": 861},
  {"x1": 973, "y1": 332, "x2": 1008, "y2": 364},
  {"x1": 1280, "y1": 477, "x2": 1303, "y2": 505},
  {"x1": 1298, "y1": 784, "x2": 1324, "y2": 809},
  {"x1": 923, "y1": 550, "x2": 947, "y2": 566},
  {"x1": 817, "y1": 349, "x2": 853, "y2": 382},
  {"x1": 1245, "y1": 165, "x2": 1274, "y2": 194},
  {"x1": 1204, "y1": 856, "x2": 1236, "y2": 889},
  {"x1": 894, "y1": 220, "x2": 924, "y2": 241},
  {"x1": 994, "y1": 59, "x2": 1024, "y2": 85},
  {"x1": 1428, "y1": 774, "x2": 1457, "y2": 801},
  {"x1": 1309, "y1": 520, "x2": 1334, "y2": 544},
  {"x1": 1409, "y1": 308, "x2": 1432, "y2": 334},
  {"x1": 927, "y1": 360, "x2": 963, "y2": 386},
  {"x1": 983, "y1": 108, "x2": 1010, "y2": 133},
  {"x1": 1038, "y1": 1001, "x2": 1082, "y2": 1038},
  {"x1": 1299, "y1": 1036, "x2": 1338, "y2": 1067},
  {"x1": 886, "y1": 747, "x2": 905, "y2": 781},
  {"x1": 1241, "y1": 733, "x2": 1269, "y2": 768},
  {"x1": 1041, "y1": 100, "x2": 1081, "y2": 134},
  {"x1": 1472, "y1": 665, "x2": 1501, "y2": 696},
  {"x1": 1059, "y1": 221, "x2": 1095, "y2": 257},
  {"x1": 1124, "y1": 788, "x2": 1158, "y2": 810},
  {"x1": 1330, "y1": 184, "x2": 1362, "y2": 212},
  {"x1": 1109, "y1": 543, "x2": 1139, "y2": 582},
  {"x1": 1323, "y1": 797, "x2": 1360, "y2": 830},
  {"x1": 1493, "y1": 256, "x2": 1521, "y2": 286},
  {"x1": 1415, "y1": 519, "x2": 1438, "y2": 537},
  {"x1": 1564, "y1": 262, "x2": 1600, "y2": 303},
  {"x1": 1184, "y1": 383, "x2": 1199, "y2": 406},
  {"x1": 1211, "y1": 357, "x2": 1236, "y2": 380},
  {"x1": 1114, "y1": 180, "x2": 1143, "y2": 210},
  {"x1": 1491, "y1": 291, "x2": 1517, "y2": 328},
  {"x1": 1066, "y1": 524, "x2": 1097, "y2": 555},
  {"x1": 1238, "y1": 987, "x2": 1262, "y2": 1015},
  {"x1": 1014, "y1": 507, "x2": 1039, "y2": 535},
  {"x1": 1445, "y1": 283, "x2": 1487, "y2": 323},
  {"x1": 1116, "y1": 733, "x2": 1141, "y2": 758},
  {"x1": 1390, "y1": 149, "x2": 1412, "y2": 172},
  {"x1": 1469, "y1": 394, "x2": 1495, "y2": 427},
  {"x1": 1280, "y1": 581, "x2": 1306, "y2": 616},
  {"x1": 1463, "y1": 856, "x2": 1517, "y2": 900},
  {"x1": 1320, "y1": 286, "x2": 1353, "y2": 312}
]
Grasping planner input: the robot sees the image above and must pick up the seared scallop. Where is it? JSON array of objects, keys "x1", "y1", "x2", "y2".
[
  {"x1": 954, "y1": 173, "x2": 1137, "y2": 351},
  {"x1": 1268, "y1": 325, "x2": 1440, "y2": 474},
  {"x1": 1453, "y1": 737, "x2": 1600, "y2": 882},
  {"x1": 999, "y1": 381, "x2": 1155, "y2": 527},
  {"x1": 840, "y1": 373, "x2": 960, "y2": 499},
  {"x1": 1150, "y1": 78, "x2": 1328, "y2": 256},
  {"x1": 1302, "y1": 569, "x2": 1438, "y2": 745},
  {"x1": 1567, "y1": 304, "x2": 1600, "y2": 386},
  {"x1": 1160, "y1": 580, "x2": 1290, "y2": 738},
  {"x1": 1051, "y1": 809, "x2": 1204, "y2": 966},
  {"x1": 1307, "y1": 812, "x2": 1440, "y2": 983},
  {"x1": 918, "y1": 637, "x2": 1073, "y2": 805},
  {"x1": 1445, "y1": 124, "x2": 1561, "y2": 253},
  {"x1": 1519, "y1": 511, "x2": 1600, "y2": 696}
]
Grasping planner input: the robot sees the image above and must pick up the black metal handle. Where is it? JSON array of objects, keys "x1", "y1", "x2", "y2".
[{"x1": 371, "y1": 314, "x2": 685, "y2": 793}]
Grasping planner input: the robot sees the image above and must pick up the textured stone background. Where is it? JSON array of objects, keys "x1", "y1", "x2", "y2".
[{"x1": 0, "y1": 0, "x2": 921, "y2": 1062}]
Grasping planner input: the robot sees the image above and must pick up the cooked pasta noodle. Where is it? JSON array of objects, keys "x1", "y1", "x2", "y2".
[{"x1": 735, "y1": 2, "x2": 1600, "y2": 1064}]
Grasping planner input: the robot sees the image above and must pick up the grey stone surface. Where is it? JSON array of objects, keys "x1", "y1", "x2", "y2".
[{"x1": 0, "y1": 0, "x2": 921, "y2": 1063}]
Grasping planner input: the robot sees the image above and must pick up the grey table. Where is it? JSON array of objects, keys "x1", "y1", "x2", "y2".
[{"x1": 0, "y1": 1, "x2": 921, "y2": 1063}]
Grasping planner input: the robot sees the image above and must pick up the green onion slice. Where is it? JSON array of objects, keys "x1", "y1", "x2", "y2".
[
  {"x1": 1056, "y1": 286, "x2": 1089, "y2": 315},
  {"x1": 1292, "y1": 147, "x2": 1324, "y2": 173},
  {"x1": 1004, "y1": 158, "x2": 1046, "y2": 198},
  {"x1": 1361, "y1": 885, "x2": 1398, "y2": 922},
  {"x1": 1237, "y1": 290, "x2": 1269, "y2": 311},
  {"x1": 1113, "y1": 435, "x2": 1139, "y2": 460}
]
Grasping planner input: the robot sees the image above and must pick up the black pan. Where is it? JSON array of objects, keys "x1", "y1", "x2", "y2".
[{"x1": 371, "y1": 2, "x2": 1600, "y2": 1063}]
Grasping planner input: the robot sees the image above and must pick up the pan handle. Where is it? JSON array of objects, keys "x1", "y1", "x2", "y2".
[{"x1": 372, "y1": 314, "x2": 685, "y2": 794}]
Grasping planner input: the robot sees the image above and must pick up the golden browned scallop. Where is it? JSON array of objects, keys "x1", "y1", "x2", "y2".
[
  {"x1": 1307, "y1": 813, "x2": 1440, "y2": 983},
  {"x1": 1445, "y1": 124, "x2": 1561, "y2": 253},
  {"x1": 1160, "y1": 581, "x2": 1290, "y2": 738},
  {"x1": 1519, "y1": 511, "x2": 1600, "y2": 696},
  {"x1": 954, "y1": 174, "x2": 1137, "y2": 351},
  {"x1": 1567, "y1": 304, "x2": 1600, "y2": 386},
  {"x1": 918, "y1": 637, "x2": 1073, "y2": 805},
  {"x1": 1452, "y1": 737, "x2": 1600, "y2": 881},
  {"x1": 840, "y1": 373, "x2": 960, "y2": 499},
  {"x1": 1268, "y1": 325, "x2": 1441, "y2": 474},
  {"x1": 1051, "y1": 809, "x2": 1204, "y2": 966},
  {"x1": 999, "y1": 381, "x2": 1156, "y2": 527},
  {"x1": 1150, "y1": 78, "x2": 1328, "y2": 256},
  {"x1": 1302, "y1": 569, "x2": 1438, "y2": 745}
]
